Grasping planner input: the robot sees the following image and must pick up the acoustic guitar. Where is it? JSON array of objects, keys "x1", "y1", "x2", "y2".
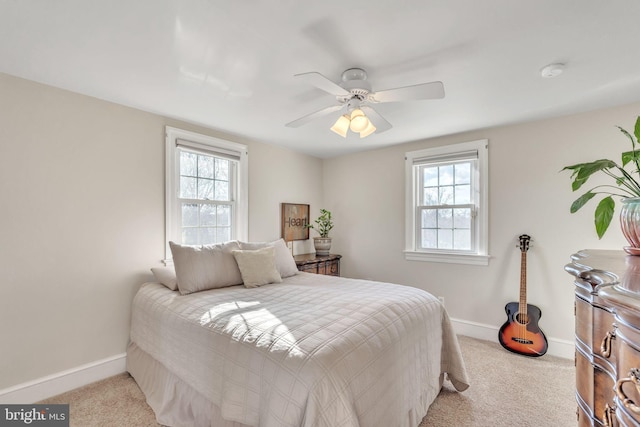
[{"x1": 498, "y1": 234, "x2": 548, "y2": 357}]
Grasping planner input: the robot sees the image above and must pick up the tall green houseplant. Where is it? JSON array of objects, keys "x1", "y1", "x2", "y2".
[
  {"x1": 307, "y1": 208, "x2": 334, "y2": 238},
  {"x1": 562, "y1": 116, "x2": 640, "y2": 238}
]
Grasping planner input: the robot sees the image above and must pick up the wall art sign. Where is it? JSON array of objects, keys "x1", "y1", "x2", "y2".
[{"x1": 281, "y1": 203, "x2": 310, "y2": 241}]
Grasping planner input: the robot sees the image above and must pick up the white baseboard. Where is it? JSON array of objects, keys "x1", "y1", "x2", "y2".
[
  {"x1": 0, "y1": 353, "x2": 127, "y2": 404},
  {"x1": 450, "y1": 317, "x2": 575, "y2": 359}
]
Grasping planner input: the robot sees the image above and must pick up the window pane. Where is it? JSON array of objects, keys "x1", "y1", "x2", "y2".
[
  {"x1": 182, "y1": 203, "x2": 198, "y2": 227},
  {"x1": 200, "y1": 204, "x2": 215, "y2": 226},
  {"x1": 215, "y1": 159, "x2": 229, "y2": 180},
  {"x1": 198, "y1": 178, "x2": 214, "y2": 200},
  {"x1": 180, "y1": 177, "x2": 197, "y2": 199},
  {"x1": 198, "y1": 155, "x2": 214, "y2": 179},
  {"x1": 439, "y1": 165, "x2": 453, "y2": 185},
  {"x1": 454, "y1": 163, "x2": 470, "y2": 185},
  {"x1": 180, "y1": 152, "x2": 197, "y2": 176},
  {"x1": 455, "y1": 184, "x2": 470, "y2": 204},
  {"x1": 182, "y1": 228, "x2": 198, "y2": 245},
  {"x1": 437, "y1": 208, "x2": 453, "y2": 229},
  {"x1": 453, "y1": 208, "x2": 471, "y2": 229},
  {"x1": 217, "y1": 205, "x2": 231, "y2": 226},
  {"x1": 421, "y1": 209, "x2": 436, "y2": 228},
  {"x1": 423, "y1": 187, "x2": 438, "y2": 205},
  {"x1": 423, "y1": 167, "x2": 438, "y2": 186},
  {"x1": 421, "y1": 229, "x2": 437, "y2": 249},
  {"x1": 439, "y1": 186, "x2": 454, "y2": 204},
  {"x1": 200, "y1": 227, "x2": 216, "y2": 245},
  {"x1": 215, "y1": 180, "x2": 230, "y2": 201},
  {"x1": 216, "y1": 227, "x2": 231, "y2": 242},
  {"x1": 438, "y1": 229, "x2": 453, "y2": 249},
  {"x1": 454, "y1": 229, "x2": 471, "y2": 250}
]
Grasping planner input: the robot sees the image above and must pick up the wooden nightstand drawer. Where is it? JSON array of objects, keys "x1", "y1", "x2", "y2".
[{"x1": 294, "y1": 253, "x2": 341, "y2": 276}]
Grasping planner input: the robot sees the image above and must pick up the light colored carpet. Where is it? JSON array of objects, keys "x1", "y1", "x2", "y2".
[
  {"x1": 419, "y1": 336, "x2": 575, "y2": 426},
  {"x1": 40, "y1": 336, "x2": 575, "y2": 426}
]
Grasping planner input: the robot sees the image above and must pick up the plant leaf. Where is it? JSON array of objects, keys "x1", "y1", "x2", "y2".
[
  {"x1": 575, "y1": 159, "x2": 617, "y2": 180},
  {"x1": 562, "y1": 159, "x2": 617, "y2": 191},
  {"x1": 619, "y1": 126, "x2": 635, "y2": 147},
  {"x1": 594, "y1": 196, "x2": 615, "y2": 239},
  {"x1": 570, "y1": 192, "x2": 596, "y2": 213},
  {"x1": 622, "y1": 150, "x2": 640, "y2": 167},
  {"x1": 635, "y1": 116, "x2": 640, "y2": 143}
]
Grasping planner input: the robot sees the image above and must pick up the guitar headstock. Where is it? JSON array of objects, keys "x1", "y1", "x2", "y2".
[{"x1": 518, "y1": 234, "x2": 531, "y2": 253}]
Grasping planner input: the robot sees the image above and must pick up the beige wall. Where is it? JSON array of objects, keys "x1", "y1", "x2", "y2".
[
  {"x1": 0, "y1": 73, "x2": 322, "y2": 389},
  {"x1": 324, "y1": 101, "x2": 640, "y2": 351}
]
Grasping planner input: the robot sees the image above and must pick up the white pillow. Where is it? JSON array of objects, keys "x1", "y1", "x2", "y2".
[
  {"x1": 232, "y1": 247, "x2": 282, "y2": 288},
  {"x1": 150, "y1": 267, "x2": 178, "y2": 291},
  {"x1": 239, "y1": 238, "x2": 298, "y2": 278},
  {"x1": 169, "y1": 240, "x2": 243, "y2": 295}
]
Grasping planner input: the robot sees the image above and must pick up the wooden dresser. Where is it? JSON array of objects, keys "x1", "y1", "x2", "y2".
[
  {"x1": 294, "y1": 253, "x2": 341, "y2": 276},
  {"x1": 566, "y1": 250, "x2": 640, "y2": 426}
]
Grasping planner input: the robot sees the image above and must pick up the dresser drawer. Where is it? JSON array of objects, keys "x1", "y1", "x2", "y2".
[
  {"x1": 294, "y1": 254, "x2": 341, "y2": 277},
  {"x1": 576, "y1": 350, "x2": 594, "y2": 417},
  {"x1": 575, "y1": 297, "x2": 593, "y2": 349},
  {"x1": 576, "y1": 348, "x2": 617, "y2": 426},
  {"x1": 594, "y1": 306, "x2": 617, "y2": 368},
  {"x1": 613, "y1": 322, "x2": 640, "y2": 425},
  {"x1": 297, "y1": 263, "x2": 319, "y2": 273}
]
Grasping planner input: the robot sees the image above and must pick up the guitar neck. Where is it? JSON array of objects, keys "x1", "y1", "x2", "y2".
[{"x1": 519, "y1": 250, "x2": 527, "y2": 314}]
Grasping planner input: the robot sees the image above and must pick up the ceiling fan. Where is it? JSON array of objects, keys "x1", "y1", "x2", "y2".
[{"x1": 285, "y1": 68, "x2": 445, "y2": 138}]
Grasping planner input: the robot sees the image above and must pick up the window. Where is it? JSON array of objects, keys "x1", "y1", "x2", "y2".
[
  {"x1": 405, "y1": 139, "x2": 489, "y2": 265},
  {"x1": 165, "y1": 127, "x2": 248, "y2": 260}
]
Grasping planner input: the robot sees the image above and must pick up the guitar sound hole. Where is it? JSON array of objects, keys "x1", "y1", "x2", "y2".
[{"x1": 515, "y1": 313, "x2": 529, "y2": 325}]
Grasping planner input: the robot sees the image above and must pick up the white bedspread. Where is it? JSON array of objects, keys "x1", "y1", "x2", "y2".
[{"x1": 129, "y1": 272, "x2": 469, "y2": 427}]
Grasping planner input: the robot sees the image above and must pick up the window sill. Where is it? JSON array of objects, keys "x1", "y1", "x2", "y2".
[{"x1": 404, "y1": 250, "x2": 490, "y2": 266}]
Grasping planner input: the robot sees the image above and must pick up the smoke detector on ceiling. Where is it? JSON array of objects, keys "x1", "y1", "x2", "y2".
[{"x1": 540, "y1": 63, "x2": 565, "y2": 78}]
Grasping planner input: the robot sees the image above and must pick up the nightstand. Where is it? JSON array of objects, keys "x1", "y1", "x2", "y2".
[{"x1": 294, "y1": 253, "x2": 341, "y2": 276}]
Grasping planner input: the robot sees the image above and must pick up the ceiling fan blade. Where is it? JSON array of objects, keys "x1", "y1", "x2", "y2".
[
  {"x1": 361, "y1": 106, "x2": 392, "y2": 134},
  {"x1": 285, "y1": 104, "x2": 345, "y2": 128},
  {"x1": 371, "y1": 81, "x2": 445, "y2": 103},
  {"x1": 294, "y1": 72, "x2": 350, "y2": 97}
]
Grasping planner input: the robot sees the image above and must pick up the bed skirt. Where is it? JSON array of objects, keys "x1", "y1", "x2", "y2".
[
  {"x1": 127, "y1": 340, "x2": 449, "y2": 427},
  {"x1": 127, "y1": 341, "x2": 250, "y2": 427}
]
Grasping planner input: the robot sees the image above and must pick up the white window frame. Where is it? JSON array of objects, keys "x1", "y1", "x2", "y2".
[
  {"x1": 165, "y1": 126, "x2": 248, "y2": 262},
  {"x1": 404, "y1": 139, "x2": 489, "y2": 265}
]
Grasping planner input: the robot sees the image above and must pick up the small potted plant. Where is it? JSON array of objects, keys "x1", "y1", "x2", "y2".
[
  {"x1": 306, "y1": 208, "x2": 334, "y2": 256},
  {"x1": 562, "y1": 116, "x2": 640, "y2": 253}
]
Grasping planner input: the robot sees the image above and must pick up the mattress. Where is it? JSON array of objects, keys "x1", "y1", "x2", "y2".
[{"x1": 127, "y1": 272, "x2": 469, "y2": 427}]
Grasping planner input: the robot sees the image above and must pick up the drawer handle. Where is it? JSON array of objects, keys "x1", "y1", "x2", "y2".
[
  {"x1": 601, "y1": 331, "x2": 615, "y2": 358},
  {"x1": 615, "y1": 368, "x2": 640, "y2": 415},
  {"x1": 603, "y1": 403, "x2": 615, "y2": 426}
]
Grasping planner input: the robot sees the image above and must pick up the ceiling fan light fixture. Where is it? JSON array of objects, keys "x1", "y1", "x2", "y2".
[
  {"x1": 359, "y1": 121, "x2": 376, "y2": 138},
  {"x1": 349, "y1": 108, "x2": 364, "y2": 119},
  {"x1": 330, "y1": 115, "x2": 350, "y2": 137},
  {"x1": 349, "y1": 109, "x2": 369, "y2": 132}
]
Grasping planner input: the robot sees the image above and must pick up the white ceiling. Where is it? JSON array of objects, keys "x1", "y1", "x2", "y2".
[{"x1": 2, "y1": 1, "x2": 640, "y2": 158}]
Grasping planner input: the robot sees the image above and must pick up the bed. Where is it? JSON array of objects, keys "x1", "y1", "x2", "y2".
[{"x1": 127, "y1": 239, "x2": 469, "y2": 427}]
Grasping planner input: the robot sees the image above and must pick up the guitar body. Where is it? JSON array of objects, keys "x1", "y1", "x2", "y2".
[
  {"x1": 498, "y1": 302, "x2": 548, "y2": 357},
  {"x1": 498, "y1": 234, "x2": 548, "y2": 357}
]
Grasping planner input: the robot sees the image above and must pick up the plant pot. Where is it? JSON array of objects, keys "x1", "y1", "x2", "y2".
[
  {"x1": 313, "y1": 237, "x2": 332, "y2": 256},
  {"x1": 621, "y1": 197, "x2": 640, "y2": 255}
]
